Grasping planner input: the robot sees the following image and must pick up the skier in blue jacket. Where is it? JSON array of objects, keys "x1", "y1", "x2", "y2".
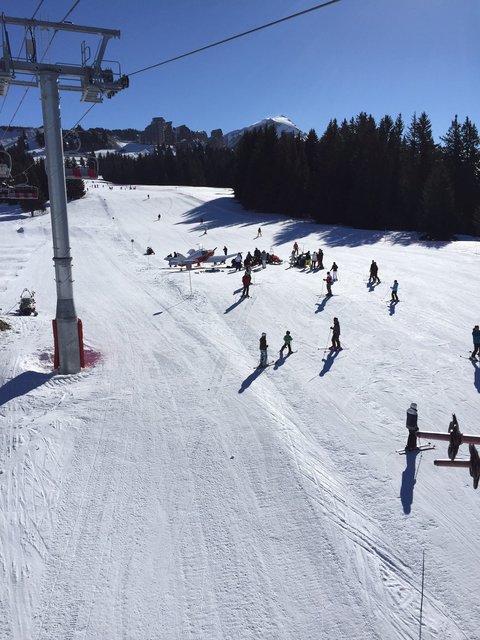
[{"x1": 391, "y1": 280, "x2": 399, "y2": 302}]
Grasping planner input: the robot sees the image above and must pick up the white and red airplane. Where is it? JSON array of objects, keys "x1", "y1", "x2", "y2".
[{"x1": 164, "y1": 247, "x2": 235, "y2": 268}]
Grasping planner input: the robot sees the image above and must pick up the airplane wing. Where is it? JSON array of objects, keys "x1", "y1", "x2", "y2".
[{"x1": 203, "y1": 253, "x2": 237, "y2": 264}]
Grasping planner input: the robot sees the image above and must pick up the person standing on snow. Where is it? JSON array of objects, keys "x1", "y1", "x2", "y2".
[
  {"x1": 280, "y1": 330, "x2": 293, "y2": 356},
  {"x1": 391, "y1": 279, "x2": 399, "y2": 302},
  {"x1": 241, "y1": 272, "x2": 251, "y2": 298},
  {"x1": 259, "y1": 333, "x2": 268, "y2": 367},
  {"x1": 331, "y1": 262, "x2": 338, "y2": 281},
  {"x1": 369, "y1": 260, "x2": 380, "y2": 284},
  {"x1": 257, "y1": 227, "x2": 262, "y2": 237},
  {"x1": 324, "y1": 272, "x2": 333, "y2": 297},
  {"x1": 261, "y1": 250, "x2": 267, "y2": 269},
  {"x1": 234, "y1": 252, "x2": 243, "y2": 271},
  {"x1": 471, "y1": 325, "x2": 480, "y2": 360},
  {"x1": 317, "y1": 248, "x2": 324, "y2": 269},
  {"x1": 293, "y1": 241, "x2": 299, "y2": 256},
  {"x1": 331, "y1": 317, "x2": 341, "y2": 350},
  {"x1": 312, "y1": 251, "x2": 317, "y2": 270},
  {"x1": 405, "y1": 402, "x2": 419, "y2": 451}
]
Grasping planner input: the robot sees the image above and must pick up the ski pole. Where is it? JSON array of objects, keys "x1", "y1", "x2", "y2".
[{"x1": 322, "y1": 328, "x2": 331, "y2": 352}]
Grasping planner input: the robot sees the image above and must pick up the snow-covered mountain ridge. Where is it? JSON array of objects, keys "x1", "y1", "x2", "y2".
[{"x1": 223, "y1": 115, "x2": 304, "y2": 147}]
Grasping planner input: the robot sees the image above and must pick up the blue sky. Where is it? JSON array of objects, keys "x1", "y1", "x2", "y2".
[{"x1": 1, "y1": 0, "x2": 478, "y2": 140}]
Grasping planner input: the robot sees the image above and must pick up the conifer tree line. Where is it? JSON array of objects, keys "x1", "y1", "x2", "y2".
[
  {"x1": 99, "y1": 145, "x2": 235, "y2": 192},
  {"x1": 3, "y1": 112, "x2": 480, "y2": 238},
  {"x1": 234, "y1": 112, "x2": 480, "y2": 240}
]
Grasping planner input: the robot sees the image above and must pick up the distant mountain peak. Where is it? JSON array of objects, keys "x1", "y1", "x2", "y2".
[{"x1": 223, "y1": 116, "x2": 304, "y2": 147}]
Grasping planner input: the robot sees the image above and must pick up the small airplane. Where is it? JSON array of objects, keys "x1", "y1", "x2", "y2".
[{"x1": 165, "y1": 247, "x2": 235, "y2": 268}]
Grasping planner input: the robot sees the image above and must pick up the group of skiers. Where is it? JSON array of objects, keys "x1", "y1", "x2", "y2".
[
  {"x1": 258, "y1": 331, "x2": 293, "y2": 367},
  {"x1": 291, "y1": 243, "x2": 325, "y2": 271},
  {"x1": 231, "y1": 248, "x2": 281, "y2": 271}
]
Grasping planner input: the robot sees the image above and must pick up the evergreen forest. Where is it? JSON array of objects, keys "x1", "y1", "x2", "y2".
[{"x1": 3, "y1": 112, "x2": 480, "y2": 239}]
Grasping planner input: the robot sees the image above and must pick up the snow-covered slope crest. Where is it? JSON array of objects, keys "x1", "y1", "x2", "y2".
[{"x1": 224, "y1": 115, "x2": 304, "y2": 147}]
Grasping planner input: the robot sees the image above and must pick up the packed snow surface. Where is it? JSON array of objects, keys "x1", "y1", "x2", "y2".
[{"x1": 0, "y1": 184, "x2": 479, "y2": 640}]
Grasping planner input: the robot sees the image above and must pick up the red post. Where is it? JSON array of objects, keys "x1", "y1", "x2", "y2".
[
  {"x1": 433, "y1": 460, "x2": 470, "y2": 467},
  {"x1": 77, "y1": 319, "x2": 85, "y2": 368},
  {"x1": 417, "y1": 431, "x2": 480, "y2": 445},
  {"x1": 52, "y1": 319, "x2": 59, "y2": 369}
]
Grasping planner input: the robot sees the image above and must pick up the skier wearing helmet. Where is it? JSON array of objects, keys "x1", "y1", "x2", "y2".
[{"x1": 259, "y1": 333, "x2": 268, "y2": 367}]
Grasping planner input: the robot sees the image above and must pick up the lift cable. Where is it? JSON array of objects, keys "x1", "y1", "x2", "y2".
[{"x1": 127, "y1": 0, "x2": 341, "y2": 77}]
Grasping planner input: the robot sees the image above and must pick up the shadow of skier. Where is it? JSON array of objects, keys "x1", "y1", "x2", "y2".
[
  {"x1": 238, "y1": 367, "x2": 266, "y2": 393},
  {"x1": 224, "y1": 297, "x2": 246, "y2": 314},
  {"x1": 472, "y1": 360, "x2": 480, "y2": 393},
  {"x1": 400, "y1": 450, "x2": 420, "y2": 514},
  {"x1": 388, "y1": 300, "x2": 398, "y2": 316},
  {"x1": 315, "y1": 295, "x2": 332, "y2": 314},
  {"x1": 319, "y1": 349, "x2": 340, "y2": 377}
]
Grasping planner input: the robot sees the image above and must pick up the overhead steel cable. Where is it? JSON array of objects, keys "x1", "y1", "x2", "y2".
[{"x1": 127, "y1": 0, "x2": 341, "y2": 77}]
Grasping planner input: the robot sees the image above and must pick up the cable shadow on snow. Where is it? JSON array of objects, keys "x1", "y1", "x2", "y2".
[
  {"x1": 238, "y1": 367, "x2": 266, "y2": 393},
  {"x1": 0, "y1": 371, "x2": 54, "y2": 406},
  {"x1": 400, "y1": 450, "x2": 420, "y2": 514}
]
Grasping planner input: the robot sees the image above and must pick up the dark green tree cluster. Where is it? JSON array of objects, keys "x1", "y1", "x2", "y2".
[
  {"x1": 234, "y1": 113, "x2": 480, "y2": 239},
  {"x1": 1, "y1": 142, "x2": 86, "y2": 211},
  {"x1": 1, "y1": 143, "x2": 48, "y2": 213},
  {"x1": 99, "y1": 144, "x2": 234, "y2": 188}
]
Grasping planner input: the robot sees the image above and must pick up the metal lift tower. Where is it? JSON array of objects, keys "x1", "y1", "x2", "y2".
[{"x1": 0, "y1": 16, "x2": 128, "y2": 373}]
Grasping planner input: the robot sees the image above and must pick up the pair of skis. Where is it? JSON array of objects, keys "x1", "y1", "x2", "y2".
[{"x1": 396, "y1": 443, "x2": 435, "y2": 455}]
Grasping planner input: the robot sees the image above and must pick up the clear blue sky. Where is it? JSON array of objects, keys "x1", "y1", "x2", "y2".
[{"x1": 1, "y1": 0, "x2": 479, "y2": 140}]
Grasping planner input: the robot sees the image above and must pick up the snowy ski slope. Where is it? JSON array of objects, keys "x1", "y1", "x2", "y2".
[{"x1": 0, "y1": 184, "x2": 479, "y2": 639}]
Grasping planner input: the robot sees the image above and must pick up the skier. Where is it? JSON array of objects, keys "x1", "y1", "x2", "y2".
[
  {"x1": 331, "y1": 262, "x2": 338, "y2": 281},
  {"x1": 223, "y1": 245, "x2": 228, "y2": 256},
  {"x1": 317, "y1": 248, "x2": 324, "y2": 269},
  {"x1": 257, "y1": 227, "x2": 262, "y2": 237},
  {"x1": 241, "y1": 272, "x2": 251, "y2": 298},
  {"x1": 391, "y1": 279, "x2": 399, "y2": 302},
  {"x1": 146, "y1": 246, "x2": 155, "y2": 255},
  {"x1": 293, "y1": 241, "x2": 299, "y2": 256},
  {"x1": 471, "y1": 325, "x2": 480, "y2": 360},
  {"x1": 369, "y1": 260, "x2": 380, "y2": 284},
  {"x1": 324, "y1": 272, "x2": 333, "y2": 297},
  {"x1": 405, "y1": 402, "x2": 419, "y2": 451},
  {"x1": 312, "y1": 251, "x2": 317, "y2": 270},
  {"x1": 304, "y1": 251, "x2": 312, "y2": 270},
  {"x1": 280, "y1": 330, "x2": 293, "y2": 356},
  {"x1": 331, "y1": 317, "x2": 341, "y2": 350},
  {"x1": 261, "y1": 250, "x2": 267, "y2": 269},
  {"x1": 259, "y1": 333, "x2": 268, "y2": 367},
  {"x1": 157, "y1": 213, "x2": 161, "y2": 221},
  {"x1": 234, "y1": 252, "x2": 243, "y2": 271}
]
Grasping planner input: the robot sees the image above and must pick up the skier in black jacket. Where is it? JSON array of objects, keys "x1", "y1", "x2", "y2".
[
  {"x1": 259, "y1": 333, "x2": 268, "y2": 367},
  {"x1": 331, "y1": 317, "x2": 341, "y2": 350}
]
